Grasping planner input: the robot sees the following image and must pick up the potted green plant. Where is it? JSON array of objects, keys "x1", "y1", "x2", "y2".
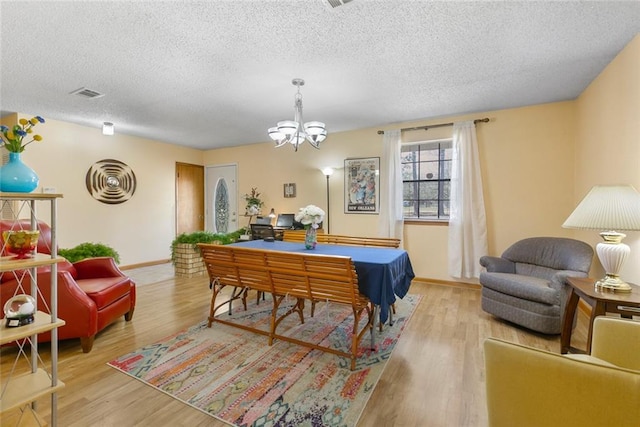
[
  {"x1": 170, "y1": 229, "x2": 247, "y2": 277},
  {"x1": 58, "y1": 242, "x2": 121, "y2": 264},
  {"x1": 243, "y1": 187, "x2": 264, "y2": 216}
]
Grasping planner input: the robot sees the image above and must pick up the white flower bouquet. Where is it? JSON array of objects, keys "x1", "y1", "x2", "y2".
[{"x1": 295, "y1": 204, "x2": 325, "y2": 229}]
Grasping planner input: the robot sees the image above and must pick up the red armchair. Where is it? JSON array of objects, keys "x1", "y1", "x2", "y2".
[{"x1": 1, "y1": 220, "x2": 136, "y2": 352}]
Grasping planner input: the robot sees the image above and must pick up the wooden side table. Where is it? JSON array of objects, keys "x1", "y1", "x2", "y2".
[{"x1": 561, "y1": 277, "x2": 640, "y2": 354}]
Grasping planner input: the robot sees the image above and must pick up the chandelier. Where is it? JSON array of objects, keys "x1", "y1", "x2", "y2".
[{"x1": 268, "y1": 78, "x2": 327, "y2": 151}]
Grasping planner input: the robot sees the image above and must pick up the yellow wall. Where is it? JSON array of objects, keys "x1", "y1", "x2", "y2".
[
  {"x1": 2, "y1": 116, "x2": 203, "y2": 265},
  {"x1": 0, "y1": 114, "x2": 17, "y2": 128},
  {"x1": 407, "y1": 102, "x2": 579, "y2": 282},
  {"x1": 573, "y1": 34, "x2": 640, "y2": 283},
  {"x1": 203, "y1": 35, "x2": 639, "y2": 283},
  {"x1": 204, "y1": 101, "x2": 578, "y2": 283}
]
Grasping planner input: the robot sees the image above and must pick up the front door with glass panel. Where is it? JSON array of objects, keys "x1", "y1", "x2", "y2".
[{"x1": 205, "y1": 164, "x2": 238, "y2": 233}]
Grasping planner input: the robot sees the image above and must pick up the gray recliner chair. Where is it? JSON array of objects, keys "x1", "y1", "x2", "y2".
[{"x1": 479, "y1": 237, "x2": 594, "y2": 334}]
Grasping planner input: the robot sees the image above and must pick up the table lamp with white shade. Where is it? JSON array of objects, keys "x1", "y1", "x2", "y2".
[{"x1": 562, "y1": 184, "x2": 640, "y2": 292}]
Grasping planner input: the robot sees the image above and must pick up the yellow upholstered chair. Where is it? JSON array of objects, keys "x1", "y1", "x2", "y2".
[{"x1": 484, "y1": 317, "x2": 640, "y2": 427}]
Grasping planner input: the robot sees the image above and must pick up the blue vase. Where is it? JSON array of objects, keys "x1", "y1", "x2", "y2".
[{"x1": 0, "y1": 152, "x2": 39, "y2": 193}]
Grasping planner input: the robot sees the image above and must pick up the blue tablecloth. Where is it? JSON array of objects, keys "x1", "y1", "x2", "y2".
[{"x1": 230, "y1": 240, "x2": 415, "y2": 323}]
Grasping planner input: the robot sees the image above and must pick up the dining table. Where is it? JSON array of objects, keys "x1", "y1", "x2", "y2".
[{"x1": 230, "y1": 239, "x2": 415, "y2": 324}]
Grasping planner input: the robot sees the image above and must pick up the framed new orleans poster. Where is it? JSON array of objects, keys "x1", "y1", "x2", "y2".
[{"x1": 344, "y1": 157, "x2": 380, "y2": 214}]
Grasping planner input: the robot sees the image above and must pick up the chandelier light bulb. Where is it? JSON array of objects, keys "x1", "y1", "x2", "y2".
[
  {"x1": 268, "y1": 127, "x2": 284, "y2": 141},
  {"x1": 290, "y1": 132, "x2": 307, "y2": 146},
  {"x1": 305, "y1": 121, "x2": 325, "y2": 135},
  {"x1": 278, "y1": 120, "x2": 299, "y2": 137}
]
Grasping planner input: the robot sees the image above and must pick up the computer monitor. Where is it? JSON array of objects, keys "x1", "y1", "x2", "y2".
[
  {"x1": 275, "y1": 213, "x2": 295, "y2": 228},
  {"x1": 250, "y1": 224, "x2": 275, "y2": 240},
  {"x1": 254, "y1": 216, "x2": 271, "y2": 225}
]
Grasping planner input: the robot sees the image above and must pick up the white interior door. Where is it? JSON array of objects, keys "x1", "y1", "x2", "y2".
[{"x1": 205, "y1": 163, "x2": 238, "y2": 233}]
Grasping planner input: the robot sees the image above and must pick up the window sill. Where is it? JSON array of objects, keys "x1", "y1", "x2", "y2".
[{"x1": 404, "y1": 219, "x2": 449, "y2": 226}]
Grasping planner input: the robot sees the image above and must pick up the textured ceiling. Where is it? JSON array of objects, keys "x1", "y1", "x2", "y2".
[{"x1": 1, "y1": 1, "x2": 639, "y2": 150}]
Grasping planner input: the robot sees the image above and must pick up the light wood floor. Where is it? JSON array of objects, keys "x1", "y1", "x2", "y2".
[{"x1": 1, "y1": 264, "x2": 589, "y2": 426}]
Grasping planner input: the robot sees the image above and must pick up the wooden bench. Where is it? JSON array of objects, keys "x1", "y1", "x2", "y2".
[
  {"x1": 198, "y1": 243, "x2": 375, "y2": 370},
  {"x1": 282, "y1": 231, "x2": 401, "y2": 329},
  {"x1": 282, "y1": 230, "x2": 401, "y2": 248}
]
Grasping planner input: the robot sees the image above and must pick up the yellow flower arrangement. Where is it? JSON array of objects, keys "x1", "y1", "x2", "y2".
[{"x1": 0, "y1": 116, "x2": 46, "y2": 153}]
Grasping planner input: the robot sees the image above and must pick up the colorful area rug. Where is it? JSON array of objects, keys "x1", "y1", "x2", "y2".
[{"x1": 108, "y1": 294, "x2": 420, "y2": 427}]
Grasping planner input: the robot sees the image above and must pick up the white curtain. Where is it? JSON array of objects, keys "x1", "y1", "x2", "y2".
[
  {"x1": 378, "y1": 129, "x2": 404, "y2": 244},
  {"x1": 448, "y1": 121, "x2": 488, "y2": 280}
]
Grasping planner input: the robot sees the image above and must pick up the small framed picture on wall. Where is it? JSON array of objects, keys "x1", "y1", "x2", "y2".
[
  {"x1": 283, "y1": 183, "x2": 296, "y2": 198},
  {"x1": 344, "y1": 157, "x2": 380, "y2": 214}
]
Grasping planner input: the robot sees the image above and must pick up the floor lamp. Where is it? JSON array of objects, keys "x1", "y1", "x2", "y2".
[{"x1": 322, "y1": 167, "x2": 334, "y2": 233}]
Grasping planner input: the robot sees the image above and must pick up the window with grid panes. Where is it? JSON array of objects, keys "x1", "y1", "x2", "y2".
[{"x1": 401, "y1": 139, "x2": 452, "y2": 220}]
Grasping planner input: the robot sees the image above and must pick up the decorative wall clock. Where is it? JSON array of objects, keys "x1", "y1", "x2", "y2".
[{"x1": 85, "y1": 159, "x2": 137, "y2": 204}]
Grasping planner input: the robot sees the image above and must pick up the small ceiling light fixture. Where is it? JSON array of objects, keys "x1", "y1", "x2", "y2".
[
  {"x1": 102, "y1": 122, "x2": 114, "y2": 136},
  {"x1": 268, "y1": 78, "x2": 327, "y2": 151}
]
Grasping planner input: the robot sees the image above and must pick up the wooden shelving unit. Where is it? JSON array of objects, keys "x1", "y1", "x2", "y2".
[{"x1": 0, "y1": 192, "x2": 65, "y2": 426}]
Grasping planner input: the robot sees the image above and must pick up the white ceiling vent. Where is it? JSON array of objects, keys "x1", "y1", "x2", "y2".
[
  {"x1": 70, "y1": 87, "x2": 105, "y2": 99},
  {"x1": 327, "y1": 0, "x2": 354, "y2": 8}
]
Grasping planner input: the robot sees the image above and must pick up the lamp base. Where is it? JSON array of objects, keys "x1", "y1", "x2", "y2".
[
  {"x1": 595, "y1": 233, "x2": 632, "y2": 293},
  {"x1": 595, "y1": 274, "x2": 632, "y2": 293}
]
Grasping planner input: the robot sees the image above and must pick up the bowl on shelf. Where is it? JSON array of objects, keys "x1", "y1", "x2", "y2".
[{"x1": 2, "y1": 230, "x2": 40, "y2": 259}]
